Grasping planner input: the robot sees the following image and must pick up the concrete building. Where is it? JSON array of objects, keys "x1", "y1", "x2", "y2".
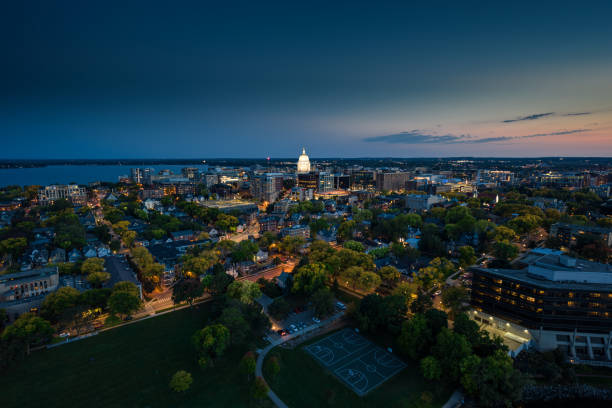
[
  {"x1": 470, "y1": 250, "x2": 612, "y2": 363},
  {"x1": 376, "y1": 172, "x2": 411, "y2": 192},
  {"x1": 251, "y1": 173, "x2": 284, "y2": 203},
  {"x1": 550, "y1": 223, "x2": 612, "y2": 248},
  {"x1": 405, "y1": 194, "x2": 446, "y2": 211},
  {"x1": 0, "y1": 267, "x2": 60, "y2": 321},
  {"x1": 38, "y1": 184, "x2": 87, "y2": 206}
]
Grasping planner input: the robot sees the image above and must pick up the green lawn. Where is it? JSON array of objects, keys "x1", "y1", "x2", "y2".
[
  {"x1": 265, "y1": 331, "x2": 452, "y2": 408},
  {"x1": 3, "y1": 302, "x2": 271, "y2": 408}
]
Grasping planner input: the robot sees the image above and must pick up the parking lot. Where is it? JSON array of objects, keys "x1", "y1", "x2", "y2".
[{"x1": 268, "y1": 300, "x2": 347, "y2": 340}]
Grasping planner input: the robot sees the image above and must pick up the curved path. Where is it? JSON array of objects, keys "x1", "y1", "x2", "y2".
[{"x1": 256, "y1": 311, "x2": 345, "y2": 408}]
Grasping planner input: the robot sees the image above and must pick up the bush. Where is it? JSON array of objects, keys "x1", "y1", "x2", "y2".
[{"x1": 169, "y1": 370, "x2": 193, "y2": 392}]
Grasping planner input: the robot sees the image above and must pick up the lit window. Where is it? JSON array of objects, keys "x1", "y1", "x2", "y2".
[{"x1": 568, "y1": 301, "x2": 576, "y2": 307}]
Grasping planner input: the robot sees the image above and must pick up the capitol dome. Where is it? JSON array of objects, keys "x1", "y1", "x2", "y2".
[{"x1": 297, "y1": 148, "x2": 311, "y2": 173}]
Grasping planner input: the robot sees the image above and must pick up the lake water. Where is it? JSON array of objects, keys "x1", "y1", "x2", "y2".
[{"x1": 0, "y1": 164, "x2": 210, "y2": 187}]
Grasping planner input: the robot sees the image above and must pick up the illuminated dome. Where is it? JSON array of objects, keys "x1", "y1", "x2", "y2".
[{"x1": 297, "y1": 148, "x2": 311, "y2": 173}]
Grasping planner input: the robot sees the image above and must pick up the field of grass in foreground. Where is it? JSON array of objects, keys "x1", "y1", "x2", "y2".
[
  {"x1": 264, "y1": 330, "x2": 453, "y2": 408},
  {"x1": 2, "y1": 302, "x2": 271, "y2": 408}
]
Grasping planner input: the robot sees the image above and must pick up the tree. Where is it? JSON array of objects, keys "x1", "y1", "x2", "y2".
[
  {"x1": 441, "y1": 286, "x2": 469, "y2": 319},
  {"x1": 458, "y1": 246, "x2": 476, "y2": 268},
  {"x1": 264, "y1": 355, "x2": 281, "y2": 380},
  {"x1": 251, "y1": 377, "x2": 269, "y2": 400},
  {"x1": 392, "y1": 281, "x2": 418, "y2": 307},
  {"x1": 268, "y1": 297, "x2": 291, "y2": 320},
  {"x1": 413, "y1": 257, "x2": 454, "y2": 292},
  {"x1": 192, "y1": 324, "x2": 231, "y2": 368},
  {"x1": 460, "y1": 350, "x2": 526, "y2": 407},
  {"x1": 292, "y1": 263, "x2": 329, "y2": 295},
  {"x1": 80, "y1": 288, "x2": 112, "y2": 310},
  {"x1": 0, "y1": 308, "x2": 7, "y2": 332},
  {"x1": 420, "y1": 356, "x2": 442, "y2": 380},
  {"x1": 112, "y1": 281, "x2": 140, "y2": 297},
  {"x1": 397, "y1": 314, "x2": 432, "y2": 360},
  {"x1": 0, "y1": 237, "x2": 27, "y2": 265},
  {"x1": 227, "y1": 280, "x2": 262, "y2": 304},
  {"x1": 311, "y1": 287, "x2": 335, "y2": 318},
  {"x1": 337, "y1": 220, "x2": 357, "y2": 242},
  {"x1": 219, "y1": 306, "x2": 250, "y2": 345},
  {"x1": 239, "y1": 351, "x2": 256, "y2": 380},
  {"x1": 208, "y1": 268, "x2": 234, "y2": 294},
  {"x1": 121, "y1": 230, "x2": 137, "y2": 248},
  {"x1": 1, "y1": 313, "x2": 53, "y2": 356},
  {"x1": 410, "y1": 292, "x2": 433, "y2": 314},
  {"x1": 231, "y1": 240, "x2": 258, "y2": 263},
  {"x1": 378, "y1": 265, "x2": 400, "y2": 282},
  {"x1": 343, "y1": 240, "x2": 364, "y2": 252},
  {"x1": 432, "y1": 328, "x2": 472, "y2": 382},
  {"x1": 81, "y1": 257, "x2": 105, "y2": 275},
  {"x1": 108, "y1": 290, "x2": 141, "y2": 319},
  {"x1": 172, "y1": 279, "x2": 204, "y2": 307},
  {"x1": 495, "y1": 225, "x2": 518, "y2": 242},
  {"x1": 356, "y1": 271, "x2": 381, "y2": 291},
  {"x1": 493, "y1": 240, "x2": 518, "y2": 262},
  {"x1": 40, "y1": 286, "x2": 81, "y2": 322},
  {"x1": 86, "y1": 271, "x2": 111, "y2": 288},
  {"x1": 279, "y1": 235, "x2": 306, "y2": 255},
  {"x1": 169, "y1": 370, "x2": 193, "y2": 392}
]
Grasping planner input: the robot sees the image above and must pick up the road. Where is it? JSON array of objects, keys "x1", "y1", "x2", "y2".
[{"x1": 239, "y1": 259, "x2": 297, "y2": 282}]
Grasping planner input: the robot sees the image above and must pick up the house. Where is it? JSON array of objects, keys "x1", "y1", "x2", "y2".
[
  {"x1": 83, "y1": 246, "x2": 98, "y2": 258},
  {"x1": 316, "y1": 226, "x2": 337, "y2": 243},
  {"x1": 97, "y1": 246, "x2": 111, "y2": 257},
  {"x1": 49, "y1": 248, "x2": 66, "y2": 263},
  {"x1": 170, "y1": 230, "x2": 196, "y2": 241},
  {"x1": 276, "y1": 271, "x2": 293, "y2": 289},
  {"x1": 68, "y1": 249, "x2": 83, "y2": 263},
  {"x1": 255, "y1": 249, "x2": 268, "y2": 262}
]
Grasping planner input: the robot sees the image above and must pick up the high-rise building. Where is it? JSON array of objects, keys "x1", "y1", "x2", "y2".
[
  {"x1": 251, "y1": 173, "x2": 284, "y2": 202},
  {"x1": 376, "y1": 172, "x2": 411, "y2": 192},
  {"x1": 297, "y1": 172, "x2": 319, "y2": 190},
  {"x1": 318, "y1": 172, "x2": 334, "y2": 193}
]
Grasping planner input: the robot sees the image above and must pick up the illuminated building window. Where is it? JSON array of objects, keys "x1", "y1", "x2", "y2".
[
  {"x1": 568, "y1": 301, "x2": 576, "y2": 307},
  {"x1": 527, "y1": 297, "x2": 535, "y2": 303},
  {"x1": 493, "y1": 287, "x2": 501, "y2": 293},
  {"x1": 589, "y1": 312, "x2": 600, "y2": 317},
  {"x1": 536, "y1": 308, "x2": 543, "y2": 313},
  {"x1": 494, "y1": 279, "x2": 502, "y2": 285},
  {"x1": 591, "y1": 293, "x2": 601, "y2": 298},
  {"x1": 568, "y1": 292, "x2": 574, "y2": 298},
  {"x1": 589, "y1": 303, "x2": 600, "y2": 308}
]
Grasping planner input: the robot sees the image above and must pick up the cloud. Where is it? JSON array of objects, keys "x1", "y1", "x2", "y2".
[
  {"x1": 563, "y1": 112, "x2": 591, "y2": 116},
  {"x1": 362, "y1": 131, "x2": 464, "y2": 144},
  {"x1": 364, "y1": 129, "x2": 591, "y2": 145},
  {"x1": 502, "y1": 112, "x2": 554, "y2": 123}
]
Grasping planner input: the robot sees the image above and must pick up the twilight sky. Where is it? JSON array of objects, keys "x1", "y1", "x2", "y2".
[{"x1": 2, "y1": 1, "x2": 612, "y2": 158}]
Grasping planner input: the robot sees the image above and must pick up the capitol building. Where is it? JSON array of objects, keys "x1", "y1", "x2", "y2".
[{"x1": 297, "y1": 148, "x2": 311, "y2": 173}]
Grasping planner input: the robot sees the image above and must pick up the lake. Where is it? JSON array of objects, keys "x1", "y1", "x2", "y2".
[{"x1": 0, "y1": 164, "x2": 210, "y2": 187}]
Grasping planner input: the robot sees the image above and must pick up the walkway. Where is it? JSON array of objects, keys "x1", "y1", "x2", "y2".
[
  {"x1": 255, "y1": 311, "x2": 345, "y2": 408},
  {"x1": 441, "y1": 390, "x2": 463, "y2": 408}
]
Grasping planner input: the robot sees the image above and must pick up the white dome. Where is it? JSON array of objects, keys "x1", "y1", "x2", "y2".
[{"x1": 297, "y1": 148, "x2": 311, "y2": 173}]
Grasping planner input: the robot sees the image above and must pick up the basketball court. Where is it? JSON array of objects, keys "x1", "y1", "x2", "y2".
[{"x1": 304, "y1": 328, "x2": 406, "y2": 396}]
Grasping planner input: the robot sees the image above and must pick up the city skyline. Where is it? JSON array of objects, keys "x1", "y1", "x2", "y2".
[{"x1": 3, "y1": 1, "x2": 612, "y2": 158}]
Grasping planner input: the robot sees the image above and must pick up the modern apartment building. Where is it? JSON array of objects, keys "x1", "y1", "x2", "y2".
[{"x1": 38, "y1": 184, "x2": 87, "y2": 206}]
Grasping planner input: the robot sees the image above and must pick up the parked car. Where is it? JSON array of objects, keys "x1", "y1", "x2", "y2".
[{"x1": 312, "y1": 317, "x2": 321, "y2": 323}]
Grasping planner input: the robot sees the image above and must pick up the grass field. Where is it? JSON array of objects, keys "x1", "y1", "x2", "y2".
[
  {"x1": 2, "y1": 301, "x2": 271, "y2": 408},
  {"x1": 265, "y1": 330, "x2": 453, "y2": 408}
]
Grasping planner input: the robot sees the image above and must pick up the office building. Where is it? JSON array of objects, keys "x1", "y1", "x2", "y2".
[
  {"x1": 471, "y1": 250, "x2": 612, "y2": 361},
  {"x1": 0, "y1": 267, "x2": 60, "y2": 321}
]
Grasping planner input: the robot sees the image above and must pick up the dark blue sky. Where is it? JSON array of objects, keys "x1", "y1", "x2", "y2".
[{"x1": 2, "y1": 1, "x2": 612, "y2": 158}]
